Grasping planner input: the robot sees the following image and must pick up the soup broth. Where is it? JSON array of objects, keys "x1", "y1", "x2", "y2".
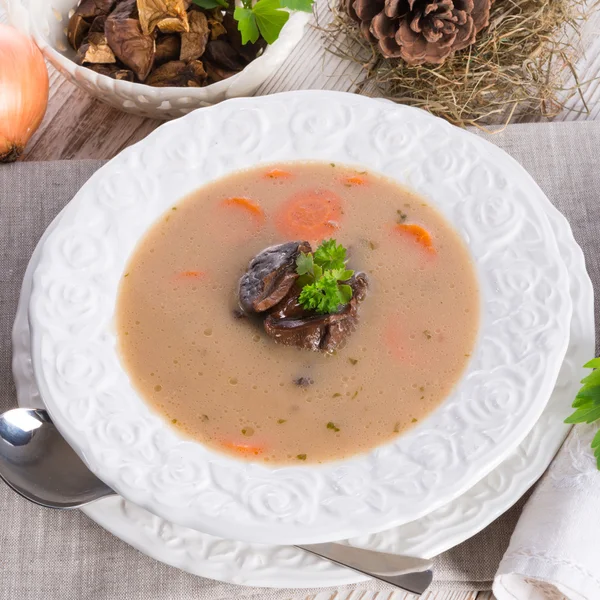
[{"x1": 117, "y1": 162, "x2": 479, "y2": 464}]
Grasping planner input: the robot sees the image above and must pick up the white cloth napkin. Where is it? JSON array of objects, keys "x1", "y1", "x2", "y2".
[{"x1": 493, "y1": 424, "x2": 600, "y2": 600}]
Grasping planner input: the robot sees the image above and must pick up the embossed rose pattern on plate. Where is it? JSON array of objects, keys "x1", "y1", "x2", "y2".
[{"x1": 28, "y1": 91, "x2": 572, "y2": 544}]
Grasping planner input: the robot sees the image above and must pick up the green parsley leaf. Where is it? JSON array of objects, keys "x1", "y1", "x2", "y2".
[
  {"x1": 296, "y1": 239, "x2": 354, "y2": 314},
  {"x1": 298, "y1": 273, "x2": 345, "y2": 314},
  {"x1": 252, "y1": 0, "x2": 289, "y2": 44},
  {"x1": 565, "y1": 405, "x2": 600, "y2": 424},
  {"x1": 566, "y1": 360, "x2": 600, "y2": 468},
  {"x1": 338, "y1": 284, "x2": 353, "y2": 304},
  {"x1": 279, "y1": 0, "x2": 314, "y2": 11},
  {"x1": 326, "y1": 421, "x2": 340, "y2": 432},
  {"x1": 313, "y1": 239, "x2": 347, "y2": 271},
  {"x1": 296, "y1": 274, "x2": 313, "y2": 289},
  {"x1": 296, "y1": 252, "x2": 314, "y2": 277},
  {"x1": 234, "y1": 6, "x2": 260, "y2": 44},
  {"x1": 581, "y1": 368, "x2": 600, "y2": 386},
  {"x1": 193, "y1": 0, "x2": 228, "y2": 7}
]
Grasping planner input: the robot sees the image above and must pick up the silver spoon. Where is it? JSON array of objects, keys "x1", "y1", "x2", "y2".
[{"x1": 0, "y1": 408, "x2": 433, "y2": 595}]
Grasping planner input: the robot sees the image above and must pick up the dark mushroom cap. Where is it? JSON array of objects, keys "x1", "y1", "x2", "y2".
[{"x1": 238, "y1": 241, "x2": 311, "y2": 314}]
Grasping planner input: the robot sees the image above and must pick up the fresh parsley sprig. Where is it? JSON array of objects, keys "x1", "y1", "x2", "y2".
[
  {"x1": 566, "y1": 358, "x2": 600, "y2": 469},
  {"x1": 296, "y1": 240, "x2": 354, "y2": 314},
  {"x1": 193, "y1": 0, "x2": 314, "y2": 46}
]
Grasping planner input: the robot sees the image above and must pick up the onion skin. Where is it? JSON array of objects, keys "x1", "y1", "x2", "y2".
[{"x1": 0, "y1": 24, "x2": 49, "y2": 163}]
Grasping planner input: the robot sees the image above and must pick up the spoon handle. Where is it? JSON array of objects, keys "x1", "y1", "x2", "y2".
[{"x1": 296, "y1": 543, "x2": 433, "y2": 595}]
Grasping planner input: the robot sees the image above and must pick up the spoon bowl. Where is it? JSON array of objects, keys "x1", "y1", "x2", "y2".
[{"x1": 0, "y1": 408, "x2": 114, "y2": 509}]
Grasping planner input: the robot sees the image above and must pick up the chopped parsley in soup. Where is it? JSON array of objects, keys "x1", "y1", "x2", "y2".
[{"x1": 116, "y1": 162, "x2": 479, "y2": 464}]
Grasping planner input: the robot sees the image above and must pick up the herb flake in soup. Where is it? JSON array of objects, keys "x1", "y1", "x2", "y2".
[{"x1": 116, "y1": 161, "x2": 480, "y2": 464}]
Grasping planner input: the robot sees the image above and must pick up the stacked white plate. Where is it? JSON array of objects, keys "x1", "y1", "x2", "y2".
[{"x1": 13, "y1": 91, "x2": 594, "y2": 587}]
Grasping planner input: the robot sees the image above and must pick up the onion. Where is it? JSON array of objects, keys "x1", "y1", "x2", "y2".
[{"x1": 0, "y1": 24, "x2": 49, "y2": 163}]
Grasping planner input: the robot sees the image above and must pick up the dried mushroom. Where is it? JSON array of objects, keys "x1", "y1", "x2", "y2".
[
  {"x1": 207, "y1": 9, "x2": 227, "y2": 40},
  {"x1": 105, "y1": 0, "x2": 156, "y2": 81},
  {"x1": 66, "y1": 0, "x2": 271, "y2": 87},
  {"x1": 67, "y1": 14, "x2": 90, "y2": 50},
  {"x1": 87, "y1": 63, "x2": 135, "y2": 80},
  {"x1": 145, "y1": 59, "x2": 207, "y2": 86},
  {"x1": 222, "y1": 12, "x2": 266, "y2": 63},
  {"x1": 113, "y1": 69, "x2": 136, "y2": 81},
  {"x1": 155, "y1": 34, "x2": 181, "y2": 64},
  {"x1": 180, "y1": 10, "x2": 209, "y2": 61},
  {"x1": 137, "y1": 0, "x2": 189, "y2": 34},
  {"x1": 204, "y1": 60, "x2": 237, "y2": 82},
  {"x1": 205, "y1": 40, "x2": 244, "y2": 72},
  {"x1": 89, "y1": 15, "x2": 107, "y2": 32},
  {"x1": 77, "y1": 32, "x2": 116, "y2": 64},
  {"x1": 75, "y1": 0, "x2": 116, "y2": 19}
]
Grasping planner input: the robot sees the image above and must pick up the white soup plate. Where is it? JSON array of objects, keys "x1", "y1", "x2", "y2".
[{"x1": 27, "y1": 91, "x2": 572, "y2": 544}]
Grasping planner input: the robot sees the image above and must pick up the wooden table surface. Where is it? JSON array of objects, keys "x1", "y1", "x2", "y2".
[
  {"x1": 2, "y1": 2, "x2": 600, "y2": 162},
  {"x1": 3, "y1": 2, "x2": 598, "y2": 598}
]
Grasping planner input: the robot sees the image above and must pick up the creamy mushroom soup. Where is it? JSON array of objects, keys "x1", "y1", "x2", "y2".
[{"x1": 117, "y1": 162, "x2": 479, "y2": 464}]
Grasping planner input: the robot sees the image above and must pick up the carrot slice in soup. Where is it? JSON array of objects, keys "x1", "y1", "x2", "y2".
[
  {"x1": 175, "y1": 270, "x2": 206, "y2": 280},
  {"x1": 222, "y1": 441, "x2": 264, "y2": 456},
  {"x1": 275, "y1": 189, "x2": 342, "y2": 240},
  {"x1": 265, "y1": 168, "x2": 291, "y2": 179},
  {"x1": 344, "y1": 175, "x2": 367, "y2": 186},
  {"x1": 395, "y1": 224, "x2": 435, "y2": 253},
  {"x1": 221, "y1": 197, "x2": 265, "y2": 222}
]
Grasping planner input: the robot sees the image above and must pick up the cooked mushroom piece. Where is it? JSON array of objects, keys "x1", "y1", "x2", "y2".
[
  {"x1": 145, "y1": 59, "x2": 207, "y2": 86},
  {"x1": 180, "y1": 10, "x2": 209, "y2": 61},
  {"x1": 264, "y1": 273, "x2": 369, "y2": 352},
  {"x1": 238, "y1": 241, "x2": 311, "y2": 314},
  {"x1": 155, "y1": 34, "x2": 181, "y2": 64},
  {"x1": 105, "y1": 0, "x2": 156, "y2": 81},
  {"x1": 67, "y1": 14, "x2": 91, "y2": 50},
  {"x1": 76, "y1": 31, "x2": 116, "y2": 64},
  {"x1": 137, "y1": 0, "x2": 189, "y2": 35}
]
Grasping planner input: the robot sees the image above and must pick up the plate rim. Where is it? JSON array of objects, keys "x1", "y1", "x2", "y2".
[{"x1": 26, "y1": 90, "x2": 573, "y2": 544}]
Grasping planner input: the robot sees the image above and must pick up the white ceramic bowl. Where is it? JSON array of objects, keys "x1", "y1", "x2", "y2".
[
  {"x1": 28, "y1": 91, "x2": 572, "y2": 545},
  {"x1": 3, "y1": 0, "x2": 310, "y2": 119}
]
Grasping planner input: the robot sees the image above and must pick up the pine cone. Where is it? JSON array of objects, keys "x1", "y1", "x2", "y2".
[{"x1": 347, "y1": 0, "x2": 492, "y2": 65}]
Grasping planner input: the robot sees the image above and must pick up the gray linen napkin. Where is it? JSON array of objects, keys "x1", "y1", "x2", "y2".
[{"x1": 0, "y1": 120, "x2": 599, "y2": 599}]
